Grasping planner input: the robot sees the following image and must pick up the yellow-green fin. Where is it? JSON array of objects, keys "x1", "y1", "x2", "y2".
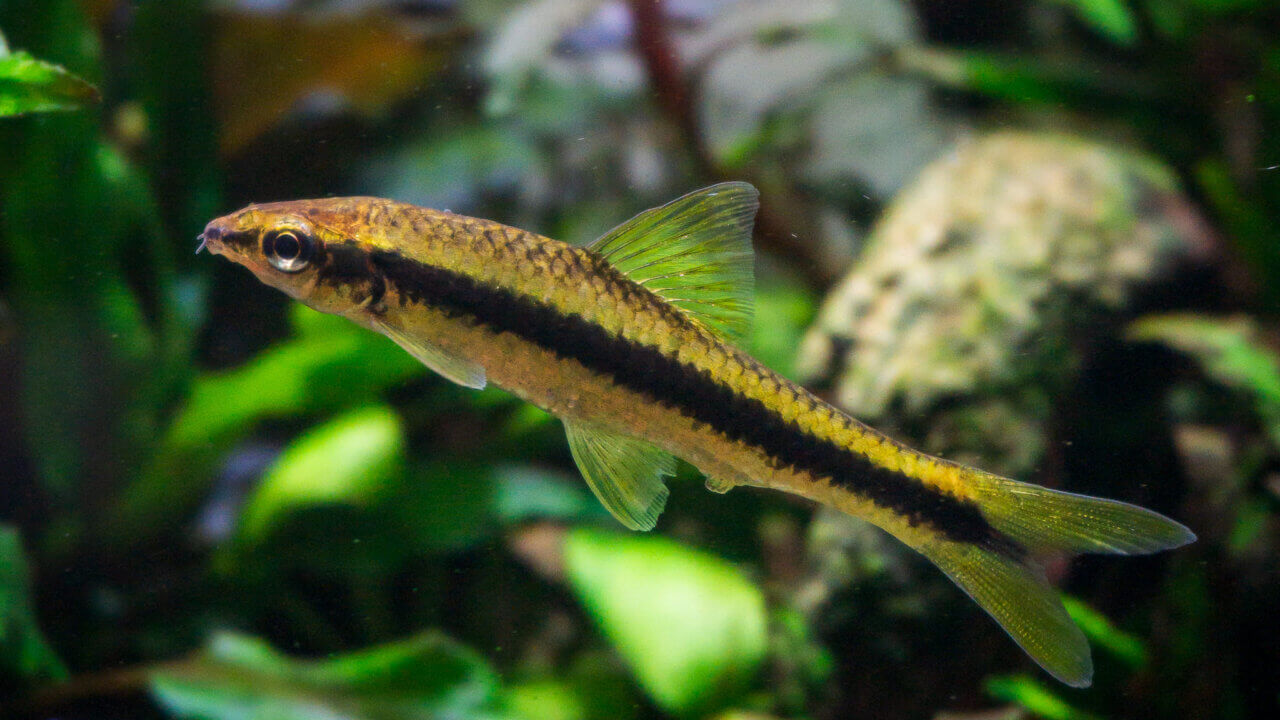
[
  {"x1": 968, "y1": 471, "x2": 1197, "y2": 554},
  {"x1": 589, "y1": 182, "x2": 759, "y2": 342},
  {"x1": 905, "y1": 470, "x2": 1194, "y2": 687},
  {"x1": 563, "y1": 420, "x2": 676, "y2": 531},
  {"x1": 917, "y1": 539, "x2": 1093, "y2": 687},
  {"x1": 373, "y1": 318, "x2": 486, "y2": 389}
]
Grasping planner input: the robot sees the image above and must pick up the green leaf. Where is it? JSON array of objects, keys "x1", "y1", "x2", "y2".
[
  {"x1": 238, "y1": 406, "x2": 407, "y2": 543},
  {"x1": 0, "y1": 49, "x2": 99, "y2": 116},
  {"x1": 1061, "y1": 596, "x2": 1147, "y2": 668},
  {"x1": 1047, "y1": 0, "x2": 1138, "y2": 45},
  {"x1": 895, "y1": 46, "x2": 1161, "y2": 107},
  {"x1": 563, "y1": 529, "x2": 767, "y2": 716},
  {"x1": 504, "y1": 680, "x2": 586, "y2": 720},
  {"x1": 985, "y1": 674, "x2": 1104, "y2": 720},
  {"x1": 108, "y1": 306, "x2": 424, "y2": 545},
  {"x1": 150, "y1": 631, "x2": 500, "y2": 720},
  {"x1": 1129, "y1": 314, "x2": 1280, "y2": 446},
  {"x1": 2, "y1": 3, "x2": 183, "y2": 522},
  {"x1": 0, "y1": 525, "x2": 68, "y2": 681}
]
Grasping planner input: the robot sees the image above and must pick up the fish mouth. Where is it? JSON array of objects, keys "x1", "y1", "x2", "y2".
[{"x1": 196, "y1": 223, "x2": 236, "y2": 256}]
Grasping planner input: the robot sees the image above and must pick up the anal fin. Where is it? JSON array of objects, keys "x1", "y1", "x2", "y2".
[
  {"x1": 373, "y1": 318, "x2": 486, "y2": 389},
  {"x1": 916, "y1": 539, "x2": 1092, "y2": 687},
  {"x1": 564, "y1": 421, "x2": 676, "y2": 531}
]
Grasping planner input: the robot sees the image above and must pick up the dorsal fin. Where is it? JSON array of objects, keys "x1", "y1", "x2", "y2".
[{"x1": 589, "y1": 182, "x2": 759, "y2": 343}]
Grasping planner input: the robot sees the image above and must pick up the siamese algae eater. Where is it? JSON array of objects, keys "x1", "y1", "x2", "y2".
[{"x1": 201, "y1": 182, "x2": 1193, "y2": 687}]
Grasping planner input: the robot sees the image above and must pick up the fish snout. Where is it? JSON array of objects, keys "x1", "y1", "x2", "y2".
[{"x1": 197, "y1": 218, "x2": 256, "y2": 256}]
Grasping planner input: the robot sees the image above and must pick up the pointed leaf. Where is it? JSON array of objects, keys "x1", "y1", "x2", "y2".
[{"x1": 0, "y1": 50, "x2": 99, "y2": 116}]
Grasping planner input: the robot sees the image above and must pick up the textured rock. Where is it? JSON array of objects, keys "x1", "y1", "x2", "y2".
[{"x1": 797, "y1": 131, "x2": 1209, "y2": 476}]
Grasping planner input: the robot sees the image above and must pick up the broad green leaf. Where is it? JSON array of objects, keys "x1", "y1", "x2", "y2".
[
  {"x1": 239, "y1": 406, "x2": 406, "y2": 543},
  {"x1": 0, "y1": 49, "x2": 99, "y2": 116},
  {"x1": 151, "y1": 631, "x2": 499, "y2": 720},
  {"x1": 1129, "y1": 314, "x2": 1280, "y2": 446},
  {"x1": 563, "y1": 529, "x2": 767, "y2": 716},
  {"x1": 698, "y1": 0, "x2": 930, "y2": 179},
  {"x1": 0, "y1": 525, "x2": 68, "y2": 681},
  {"x1": 109, "y1": 306, "x2": 424, "y2": 545},
  {"x1": 985, "y1": 674, "x2": 1104, "y2": 720}
]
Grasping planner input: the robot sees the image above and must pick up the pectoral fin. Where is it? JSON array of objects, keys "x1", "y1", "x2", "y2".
[
  {"x1": 564, "y1": 420, "x2": 676, "y2": 531},
  {"x1": 373, "y1": 318, "x2": 486, "y2": 389}
]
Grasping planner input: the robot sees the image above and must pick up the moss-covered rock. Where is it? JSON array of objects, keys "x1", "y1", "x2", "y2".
[{"x1": 797, "y1": 131, "x2": 1208, "y2": 476}]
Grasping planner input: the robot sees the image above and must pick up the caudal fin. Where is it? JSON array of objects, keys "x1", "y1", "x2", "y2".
[
  {"x1": 912, "y1": 471, "x2": 1194, "y2": 687},
  {"x1": 968, "y1": 471, "x2": 1196, "y2": 555}
]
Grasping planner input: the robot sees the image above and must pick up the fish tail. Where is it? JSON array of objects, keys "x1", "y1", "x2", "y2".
[
  {"x1": 966, "y1": 470, "x2": 1196, "y2": 557},
  {"x1": 860, "y1": 465, "x2": 1195, "y2": 687}
]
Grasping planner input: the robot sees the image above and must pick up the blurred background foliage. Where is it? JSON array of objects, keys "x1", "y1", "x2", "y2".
[{"x1": 1, "y1": 0, "x2": 1278, "y2": 718}]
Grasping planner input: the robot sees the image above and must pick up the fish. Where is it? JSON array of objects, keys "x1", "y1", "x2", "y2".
[{"x1": 201, "y1": 182, "x2": 1194, "y2": 687}]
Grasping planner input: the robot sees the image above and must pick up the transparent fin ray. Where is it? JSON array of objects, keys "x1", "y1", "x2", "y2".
[
  {"x1": 373, "y1": 318, "x2": 486, "y2": 389},
  {"x1": 564, "y1": 420, "x2": 675, "y2": 531},
  {"x1": 918, "y1": 539, "x2": 1094, "y2": 688},
  {"x1": 969, "y1": 472, "x2": 1197, "y2": 555},
  {"x1": 589, "y1": 182, "x2": 759, "y2": 342}
]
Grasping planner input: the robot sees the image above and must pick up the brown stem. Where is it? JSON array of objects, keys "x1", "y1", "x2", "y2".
[{"x1": 627, "y1": 0, "x2": 837, "y2": 286}]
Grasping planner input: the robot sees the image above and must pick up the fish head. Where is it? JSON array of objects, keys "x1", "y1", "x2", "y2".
[{"x1": 201, "y1": 198, "x2": 394, "y2": 315}]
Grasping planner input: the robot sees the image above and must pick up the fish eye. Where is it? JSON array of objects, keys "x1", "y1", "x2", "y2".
[{"x1": 263, "y1": 229, "x2": 315, "y2": 273}]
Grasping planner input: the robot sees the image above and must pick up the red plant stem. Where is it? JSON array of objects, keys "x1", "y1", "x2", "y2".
[{"x1": 627, "y1": 0, "x2": 836, "y2": 285}]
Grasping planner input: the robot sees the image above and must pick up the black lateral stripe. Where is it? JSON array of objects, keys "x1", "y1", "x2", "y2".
[
  {"x1": 367, "y1": 246, "x2": 1020, "y2": 556},
  {"x1": 320, "y1": 242, "x2": 385, "y2": 306}
]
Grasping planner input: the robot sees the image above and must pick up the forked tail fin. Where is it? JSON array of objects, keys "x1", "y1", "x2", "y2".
[{"x1": 908, "y1": 471, "x2": 1195, "y2": 687}]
